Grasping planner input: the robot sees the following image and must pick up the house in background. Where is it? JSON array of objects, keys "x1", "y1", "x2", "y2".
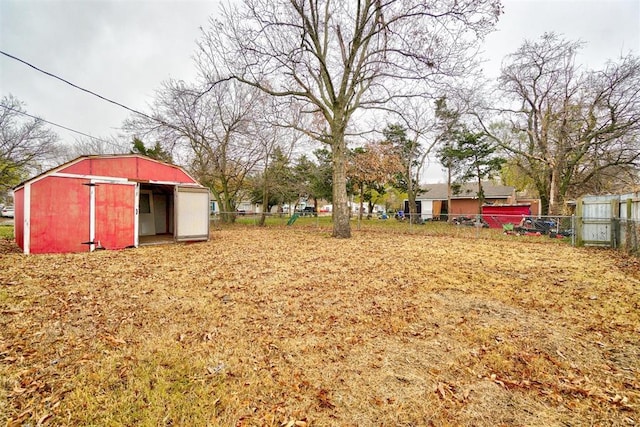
[
  {"x1": 411, "y1": 182, "x2": 540, "y2": 220},
  {"x1": 13, "y1": 155, "x2": 210, "y2": 254}
]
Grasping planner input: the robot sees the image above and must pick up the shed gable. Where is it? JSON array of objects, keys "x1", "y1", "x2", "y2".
[{"x1": 57, "y1": 156, "x2": 196, "y2": 184}]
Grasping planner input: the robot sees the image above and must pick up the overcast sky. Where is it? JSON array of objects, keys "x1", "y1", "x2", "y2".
[{"x1": 1, "y1": 0, "x2": 639, "y2": 181}]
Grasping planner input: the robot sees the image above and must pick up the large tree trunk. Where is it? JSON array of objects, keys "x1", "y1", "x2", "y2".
[
  {"x1": 476, "y1": 167, "x2": 484, "y2": 215},
  {"x1": 406, "y1": 164, "x2": 419, "y2": 224},
  {"x1": 211, "y1": 189, "x2": 236, "y2": 224},
  {"x1": 258, "y1": 179, "x2": 268, "y2": 227},
  {"x1": 446, "y1": 167, "x2": 453, "y2": 222},
  {"x1": 219, "y1": 177, "x2": 237, "y2": 223},
  {"x1": 358, "y1": 183, "x2": 365, "y2": 222},
  {"x1": 548, "y1": 166, "x2": 562, "y2": 215},
  {"x1": 332, "y1": 136, "x2": 351, "y2": 238},
  {"x1": 221, "y1": 198, "x2": 236, "y2": 223},
  {"x1": 537, "y1": 185, "x2": 551, "y2": 216},
  {"x1": 407, "y1": 194, "x2": 418, "y2": 224},
  {"x1": 533, "y1": 178, "x2": 551, "y2": 216}
]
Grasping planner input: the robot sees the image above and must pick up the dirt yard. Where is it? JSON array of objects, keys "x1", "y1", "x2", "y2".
[{"x1": 1, "y1": 227, "x2": 638, "y2": 426}]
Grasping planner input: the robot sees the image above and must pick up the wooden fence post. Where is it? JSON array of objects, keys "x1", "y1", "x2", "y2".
[
  {"x1": 625, "y1": 197, "x2": 638, "y2": 253},
  {"x1": 611, "y1": 199, "x2": 620, "y2": 249},
  {"x1": 576, "y1": 198, "x2": 584, "y2": 247}
]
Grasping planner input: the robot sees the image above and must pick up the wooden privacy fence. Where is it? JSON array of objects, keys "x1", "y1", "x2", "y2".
[{"x1": 576, "y1": 193, "x2": 640, "y2": 252}]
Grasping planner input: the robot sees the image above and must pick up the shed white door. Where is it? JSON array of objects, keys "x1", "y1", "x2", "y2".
[
  {"x1": 174, "y1": 186, "x2": 210, "y2": 242},
  {"x1": 138, "y1": 189, "x2": 156, "y2": 236}
]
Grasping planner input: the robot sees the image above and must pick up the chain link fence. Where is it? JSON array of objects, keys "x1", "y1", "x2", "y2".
[
  {"x1": 210, "y1": 211, "x2": 579, "y2": 245},
  {"x1": 211, "y1": 209, "x2": 640, "y2": 254}
]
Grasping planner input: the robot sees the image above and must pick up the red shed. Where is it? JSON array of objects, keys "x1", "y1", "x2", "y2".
[{"x1": 13, "y1": 155, "x2": 210, "y2": 254}]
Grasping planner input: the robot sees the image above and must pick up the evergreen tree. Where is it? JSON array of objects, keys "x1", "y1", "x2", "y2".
[
  {"x1": 441, "y1": 130, "x2": 505, "y2": 214},
  {"x1": 382, "y1": 124, "x2": 422, "y2": 223},
  {"x1": 131, "y1": 137, "x2": 172, "y2": 163}
]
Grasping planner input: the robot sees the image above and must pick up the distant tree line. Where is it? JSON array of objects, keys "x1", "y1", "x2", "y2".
[{"x1": 2, "y1": 2, "x2": 639, "y2": 230}]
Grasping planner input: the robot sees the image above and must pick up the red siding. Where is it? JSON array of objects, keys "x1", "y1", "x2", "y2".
[
  {"x1": 95, "y1": 183, "x2": 136, "y2": 250},
  {"x1": 89, "y1": 157, "x2": 138, "y2": 179},
  {"x1": 58, "y1": 156, "x2": 196, "y2": 184},
  {"x1": 134, "y1": 157, "x2": 195, "y2": 182},
  {"x1": 14, "y1": 188, "x2": 24, "y2": 251},
  {"x1": 450, "y1": 199, "x2": 482, "y2": 216},
  {"x1": 174, "y1": 169, "x2": 195, "y2": 183},
  {"x1": 30, "y1": 177, "x2": 90, "y2": 254},
  {"x1": 137, "y1": 157, "x2": 177, "y2": 181},
  {"x1": 59, "y1": 161, "x2": 91, "y2": 175},
  {"x1": 450, "y1": 198, "x2": 512, "y2": 217}
]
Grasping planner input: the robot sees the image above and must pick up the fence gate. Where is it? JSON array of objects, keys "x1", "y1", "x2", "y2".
[
  {"x1": 577, "y1": 196, "x2": 619, "y2": 248},
  {"x1": 619, "y1": 195, "x2": 640, "y2": 252}
]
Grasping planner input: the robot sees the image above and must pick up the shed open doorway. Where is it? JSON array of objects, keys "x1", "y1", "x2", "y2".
[
  {"x1": 137, "y1": 183, "x2": 210, "y2": 246},
  {"x1": 138, "y1": 184, "x2": 175, "y2": 246}
]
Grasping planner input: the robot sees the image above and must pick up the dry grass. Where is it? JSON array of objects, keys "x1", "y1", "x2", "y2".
[{"x1": 0, "y1": 226, "x2": 639, "y2": 426}]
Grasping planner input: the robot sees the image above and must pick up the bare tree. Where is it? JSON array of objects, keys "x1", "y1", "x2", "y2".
[
  {"x1": 55, "y1": 136, "x2": 129, "y2": 164},
  {"x1": 0, "y1": 95, "x2": 58, "y2": 191},
  {"x1": 487, "y1": 33, "x2": 640, "y2": 214},
  {"x1": 196, "y1": 0, "x2": 501, "y2": 237},
  {"x1": 254, "y1": 98, "x2": 304, "y2": 226},
  {"x1": 384, "y1": 96, "x2": 447, "y2": 223},
  {"x1": 125, "y1": 79, "x2": 265, "y2": 223}
]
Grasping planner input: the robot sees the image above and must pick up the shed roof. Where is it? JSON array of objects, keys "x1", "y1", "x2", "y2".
[
  {"x1": 14, "y1": 154, "x2": 199, "y2": 190},
  {"x1": 417, "y1": 182, "x2": 515, "y2": 200}
]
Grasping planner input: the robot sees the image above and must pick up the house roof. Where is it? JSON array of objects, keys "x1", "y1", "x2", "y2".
[{"x1": 417, "y1": 182, "x2": 515, "y2": 200}]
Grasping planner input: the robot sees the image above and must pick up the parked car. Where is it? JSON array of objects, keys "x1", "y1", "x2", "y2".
[
  {"x1": 1, "y1": 206, "x2": 14, "y2": 218},
  {"x1": 297, "y1": 206, "x2": 317, "y2": 217}
]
